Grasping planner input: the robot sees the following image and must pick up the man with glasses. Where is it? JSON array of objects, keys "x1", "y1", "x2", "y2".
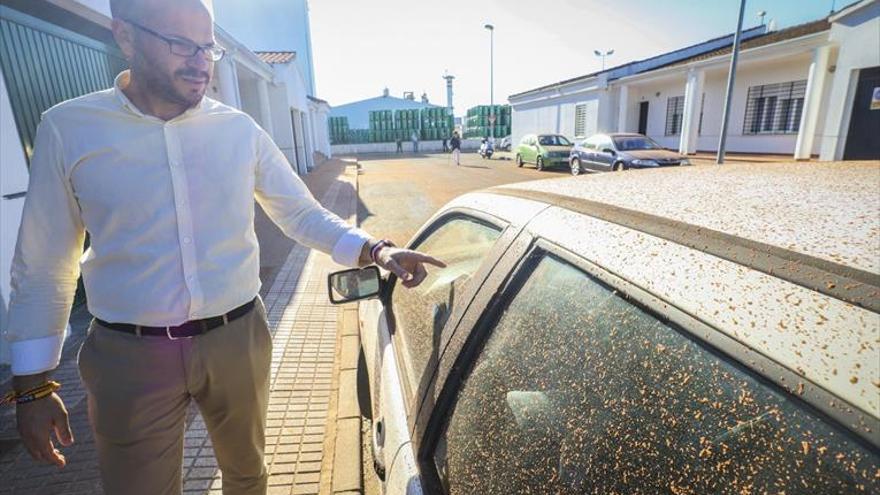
[{"x1": 6, "y1": 1, "x2": 443, "y2": 494}]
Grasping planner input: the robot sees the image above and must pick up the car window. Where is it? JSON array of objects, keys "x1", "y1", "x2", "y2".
[
  {"x1": 432, "y1": 253, "x2": 879, "y2": 494},
  {"x1": 614, "y1": 135, "x2": 662, "y2": 151},
  {"x1": 596, "y1": 135, "x2": 614, "y2": 151},
  {"x1": 538, "y1": 135, "x2": 571, "y2": 146},
  {"x1": 392, "y1": 216, "x2": 503, "y2": 404},
  {"x1": 584, "y1": 135, "x2": 602, "y2": 150}
]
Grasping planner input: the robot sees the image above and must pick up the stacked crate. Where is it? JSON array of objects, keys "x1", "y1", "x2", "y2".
[
  {"x1": 369, "y1": 110, "x2": 395, "y2": 142},
  {"x1": 419, "y1": 107, "x2": 454, "y2": 141},
  {"x1": 346, "y1": 129, "x2": 370, "y2": 144},
  {"x1": 394, "y1": 109, "x2": 420, "y2": 142},
  {"x1": 328, "y1": 116, "x2": 350, "y2": 145},
  {"x1": 464, "y1": 105, "x2": 511, "y2": 139}
]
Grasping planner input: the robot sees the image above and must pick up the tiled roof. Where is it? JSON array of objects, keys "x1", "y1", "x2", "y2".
[
  {"x1": 308, "y1": 95, "x2": 329, "y2": 105},
  {"x1": 666, "y1": 19, "x2": 830, "y2": 68},
  {"x1": 256, "y1": 51, "x2": 296, "y2": 64}
]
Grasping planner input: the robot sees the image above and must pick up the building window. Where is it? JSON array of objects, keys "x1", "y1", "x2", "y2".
[
  {"x1": 743, "y1": 80, "x2": 807, "y2": 135},
  {"x1": 574, "y1": 104, "x2": 587, "y2": 137},
  {"x1": 665, "y1": 96, "x2": 685, "y2": 136}
]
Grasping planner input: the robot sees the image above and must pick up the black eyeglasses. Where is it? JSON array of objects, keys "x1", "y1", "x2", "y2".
[{"x1": 125, "y1": 19, "x2": 225, "y2": 62}]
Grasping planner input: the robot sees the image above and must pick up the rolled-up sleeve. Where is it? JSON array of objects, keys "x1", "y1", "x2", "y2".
[
  {"x1": 6, "y1": 116, "x2": 86, "y2": 375},
  {"x1": 253, "y1": 129, "x2": 370, "y2": 267}
]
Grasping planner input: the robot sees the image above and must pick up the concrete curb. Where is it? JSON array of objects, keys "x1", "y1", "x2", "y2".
[{"x1": 319, "y1": 162, "x2": 364, "y2": 495}]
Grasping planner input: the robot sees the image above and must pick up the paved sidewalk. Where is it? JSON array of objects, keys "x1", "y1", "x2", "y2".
[{"x1": 0, "y1": 158, "x2": 362, "y2": 495}]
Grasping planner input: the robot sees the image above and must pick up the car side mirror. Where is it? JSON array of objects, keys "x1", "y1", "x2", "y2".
[
  {"x1": 327, "y1": 266, "x2": 382, "y2": 304},
  {"x1": 602, "y1": 148, "x2": 616, "y2": 155}
]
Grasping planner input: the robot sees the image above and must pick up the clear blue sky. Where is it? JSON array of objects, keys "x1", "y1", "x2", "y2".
[{"x1": 214, "y1": 0, "x2": 853, "y2": 116}]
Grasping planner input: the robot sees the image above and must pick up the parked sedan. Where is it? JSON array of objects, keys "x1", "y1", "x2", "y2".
[
  {"x1": 515, "y1": 134, "x2": 573, "y2": 171},
  {"x1": 328, "y1": 163, "x2": 880, "y2": 494},
  {"x1": 570, "y1": 132, "x2": 690, "y2": 175}
]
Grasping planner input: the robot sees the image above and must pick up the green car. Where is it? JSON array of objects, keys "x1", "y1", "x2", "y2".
[{"x1": 515, "y1": 134, "x2": 573, "y2": 171}]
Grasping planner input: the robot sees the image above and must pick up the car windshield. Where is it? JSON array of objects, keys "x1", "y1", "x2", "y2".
[
  {"x1": 613, "y1": 136, "x2": 662, "y2": 151},
  {"x1": 538, "y1": 135, "x2": 571, "y2": 146}
]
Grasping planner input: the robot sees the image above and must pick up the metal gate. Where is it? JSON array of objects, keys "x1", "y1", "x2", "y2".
[
  {"x1": 0, "y1": 5, "x2": 127, "y2": 162},
  {"x1": 0, "y1": 5, "x2": 127, "y2": 307}
]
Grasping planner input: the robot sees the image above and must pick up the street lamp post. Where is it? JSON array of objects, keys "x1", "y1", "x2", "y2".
[
  {"x1": 485, "y1": 23, "x2": 495, "y2": 138},
  {"x1": 716, "y1": 0, "x2": 747, "y2": 164},
  {"x1": 594, "y1": 48, "x2": 614, "y2": 71}
]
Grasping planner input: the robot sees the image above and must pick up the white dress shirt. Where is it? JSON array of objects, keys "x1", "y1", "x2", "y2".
[{"x1": 5, "y1": 71, "x2": 370, "y2": 375}]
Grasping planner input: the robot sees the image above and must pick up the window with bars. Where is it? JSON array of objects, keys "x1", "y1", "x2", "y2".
[
  {"x1": 665, "y1": 96, "x2": 685, "y2": 136},
  {"x1": 574, "y1": 104, "x2": 587, "y2": 137},
  {"x1": 743, "y1": 80, "x2": 807, "y2": 135}
]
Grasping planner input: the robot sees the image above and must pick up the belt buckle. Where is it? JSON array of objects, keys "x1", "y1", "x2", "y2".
[{"x1": 165, "y1": 325, "x2": 192, "y2": 340}]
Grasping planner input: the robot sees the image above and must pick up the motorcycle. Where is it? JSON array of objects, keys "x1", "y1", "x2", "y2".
[{"x1": 479, "y1": 140, "x2": 494, "y2": 160}]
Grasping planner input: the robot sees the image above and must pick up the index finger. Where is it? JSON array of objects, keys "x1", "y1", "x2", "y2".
[{"x1": 406, "y1": 251, "x2": 446, "y2": 268}]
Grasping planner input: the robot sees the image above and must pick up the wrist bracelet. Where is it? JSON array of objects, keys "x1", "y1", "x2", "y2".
[
  {"x1": 370, "y1": 239, "x2": 394, "y2": 265},
  {"x1": 1, "y1": 380, "x2": 61, "y2": 406}
]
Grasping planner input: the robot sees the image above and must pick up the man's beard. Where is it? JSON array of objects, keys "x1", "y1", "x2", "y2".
[{"x1": 132, "y1": 53, "x2": 209, "y2": 108}]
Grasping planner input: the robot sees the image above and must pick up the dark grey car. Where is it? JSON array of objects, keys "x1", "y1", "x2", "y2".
[{"x1": 569, "y1": 133, "x2": 691, "y2": 175}]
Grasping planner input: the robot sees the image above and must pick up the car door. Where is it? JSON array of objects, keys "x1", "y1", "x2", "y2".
[
  {"x1": 522, "y1": 136, "x2": 537, "y2": 164},
  {"x1": 516, "y1": 136, "x2": 530, "y2": 163},
  {"x1": 416, "y1": 238, "x2": 880, "y2": 494},
  {"x1": 592, "y1": 135, "x2": 616, "y2": 170},
  {"x1": 363, "y1": 211, "x2": 513, "y2": 493},
  {"x1": 579, "y1": 136, "x2": 600, "y2": 170}
]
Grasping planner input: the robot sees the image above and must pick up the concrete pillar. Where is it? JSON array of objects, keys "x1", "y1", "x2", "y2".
[
  {"x1": 216, "y1": 57, "x2": 240, "y2": 108},
  {"x1": 302, "y1": 112, "x2": 315, "y2": 171},
  {"x1": 597, "y1": 90, "x2": 615, "y2": 132},
  {"x1": 617, "y1": 85, "x2": 630, "y2": 133},
  {"x1": 257, "y1": 79, "x2": 275, "y2": 137},
  {"x1": 292, "y1": 109, "x2": 307, "y2": 175},
  {"x1": 795, "y1": 45, "x2": 831, "y2": 160},
  {"x1": 679, "y1": 69, "x2": 705, "y2": 155}
]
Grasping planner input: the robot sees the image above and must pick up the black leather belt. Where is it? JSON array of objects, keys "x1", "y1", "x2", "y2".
[{"x1": 95, "y1": 298, "x2": 257, "y2": 339}]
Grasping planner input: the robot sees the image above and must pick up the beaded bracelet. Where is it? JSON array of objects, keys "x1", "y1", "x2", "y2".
[
  {"x1": 1, "y1": 380, "x2": 61, "y2": 406},
  {"x1": 370, "y1": 239, "x2": 395, "y2": 265}
]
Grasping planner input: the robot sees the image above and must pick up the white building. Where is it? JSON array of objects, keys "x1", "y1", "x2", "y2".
[
  {"x1": 509, "y1": 0, "x2": 880, "y2": 161},
  {"x1": 213, "y1": 0, "x2": 317, "y2": 97},
  {"x1": 0, "y1": 0, "x2": 327, "y2": 363}
]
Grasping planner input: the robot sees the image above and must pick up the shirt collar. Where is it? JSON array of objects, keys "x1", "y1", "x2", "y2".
[{"x1": 113, "y1": 70, "x2": 208, "y2": 122}]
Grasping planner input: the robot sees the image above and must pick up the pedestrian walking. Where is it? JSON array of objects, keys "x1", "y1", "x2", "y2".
[
  {"x1": 442, "y1": 137, "x2": 449, "y2": 152},
  {"x1": 450, "y1": 131, "x2": 462, "y2": 166},
  {"x1": 411, "y1": 130, "x2": 419, "y2": 153},
  {"x1": 396, "y1": 136, "x2": 403, "y2": 153},
  {"x1": 4, "y1": 1, "x2": 444, "y2": 494}
]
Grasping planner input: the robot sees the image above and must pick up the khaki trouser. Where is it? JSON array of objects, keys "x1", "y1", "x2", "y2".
[{"x1": 77, "y1": 297, "x2": 272, "y2": 495}]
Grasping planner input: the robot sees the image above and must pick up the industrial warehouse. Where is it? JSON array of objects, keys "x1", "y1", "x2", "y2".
[{"x1": 509, "y1": 0, "x2": 879, "y2": 161}]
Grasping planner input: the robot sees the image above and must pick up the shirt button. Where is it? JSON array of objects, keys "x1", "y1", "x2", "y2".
[
  {"x1": 183, "y1": 237, "x2": 192, "y2": 244},
  {"x1": 187, "y1": 275, "x2": 195, "y2": 282}
]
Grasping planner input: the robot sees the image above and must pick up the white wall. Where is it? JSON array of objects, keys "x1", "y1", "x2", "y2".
[
  {"x1": 622, "y1": 52, "x2": 822, "y2": 155},
  {"x1": 628, "y1": 76, "x2": 688, "y2": 149},
  {"x1": 820, "y1": 1, "x2": 880, "y2": 160},
  {"x1": 0, "y1": 72, "x2": 29, "y2": 364},
  {"x1": 511, "y1": 92, "x2": 601, "y2": 146}
]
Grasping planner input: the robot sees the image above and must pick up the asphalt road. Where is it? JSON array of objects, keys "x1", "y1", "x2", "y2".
[{"x1": 356, "y1": 150, "x2": 567, "y2": 245}]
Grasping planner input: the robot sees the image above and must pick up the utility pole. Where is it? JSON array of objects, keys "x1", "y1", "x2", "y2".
[
  {"x1": 716, "y1": 0, "x2": 746, "y2": 165},
  {"x1": 485, "y1": 23, "x2": 495, "y2": 138}
]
